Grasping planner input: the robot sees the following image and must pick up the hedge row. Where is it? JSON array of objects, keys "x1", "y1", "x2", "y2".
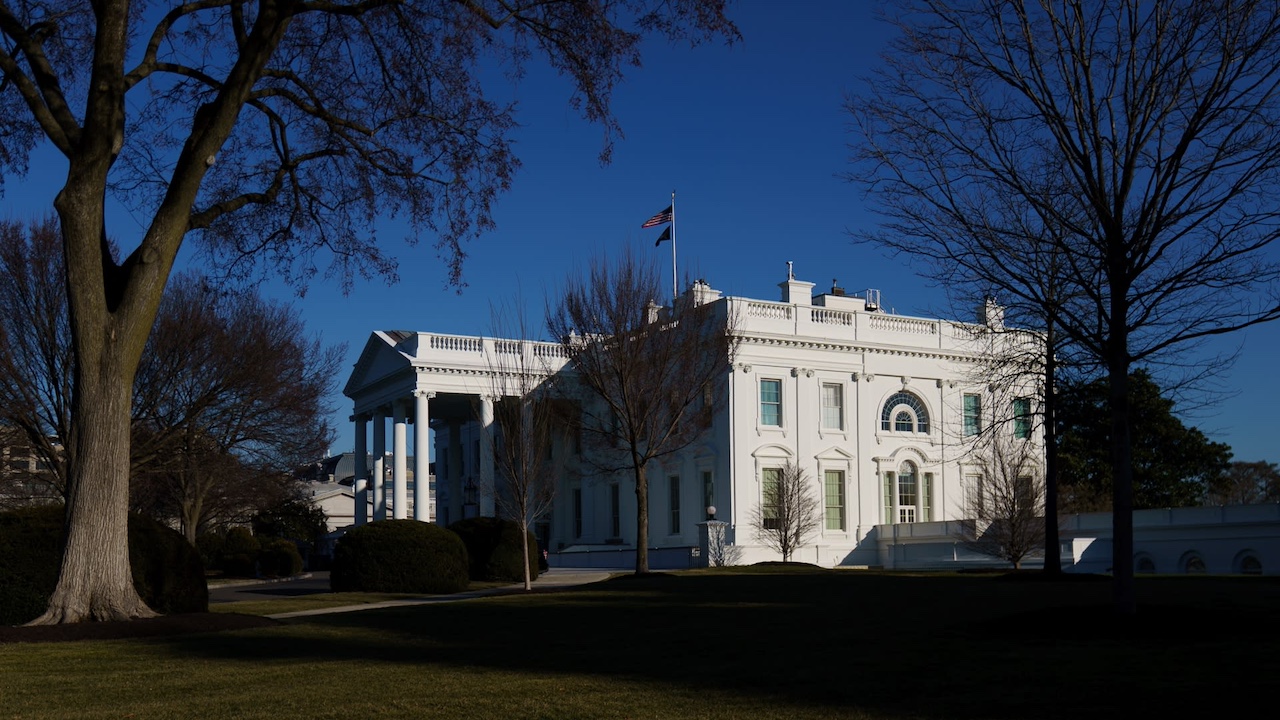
[{"x1": 0, "y1": 505, "x2": 208, "y2": 625}]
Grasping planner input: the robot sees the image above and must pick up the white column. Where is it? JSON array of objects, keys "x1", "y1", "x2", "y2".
[
  {"x1": 393, "y1": 400, "x2": 408, "y2": 520},
  {"x1": 448, "y1": 420, "x2": 463, "y2": 525},
  {"x1": 353, "y1": 414, "x2": 368, "y2": 526},
  {"x1": 479, "y1": 394, "x2": 496, "y2": 517},
  {"x1": 414, "y1": 391, "x2": 434, "y2": 522},
  {"x1": 372, "y1": 411, "x2": 387, "y2": 521}
]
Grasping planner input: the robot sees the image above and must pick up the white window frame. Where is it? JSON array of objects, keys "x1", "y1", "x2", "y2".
[
  {"x1": 821, "y1": 382, "x2": 844, "y2": 431},
  {"x1": 760, "y1": 379, "x2": 782, "y2": 427}
]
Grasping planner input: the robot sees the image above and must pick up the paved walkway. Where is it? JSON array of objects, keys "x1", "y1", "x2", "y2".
[{"x1": 208, "y1": 568, "x2": 616, "y2": 620}]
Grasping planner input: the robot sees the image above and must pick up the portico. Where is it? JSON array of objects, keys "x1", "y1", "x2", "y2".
[{"x1": 343, "y1": 330, "x2": 568, "y2": 526}]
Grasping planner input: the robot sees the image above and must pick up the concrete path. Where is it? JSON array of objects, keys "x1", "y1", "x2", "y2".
[{"x1": 207, "y1": 568, "x2": 615, "y2": 620}]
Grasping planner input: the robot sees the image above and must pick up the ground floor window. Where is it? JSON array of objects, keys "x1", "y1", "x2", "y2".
[
  {"x1": 883, "y1": 461, "x2": 933, "y2": 524},
  {"x1": 609, "y1": 483, "x2": 621, "y2": 538},
  {"x1": 668, "y1": 475, "x2": 681, "y2": 535},
  {"x1": 572, "y1": 488, "x2": 583, "y2": 539},
  {"x1": 762, "y1": 467, "x2": 782, "y2": 530},
  {"x1": 824, "y1": 470, "x2": 845, "y2": 531}
]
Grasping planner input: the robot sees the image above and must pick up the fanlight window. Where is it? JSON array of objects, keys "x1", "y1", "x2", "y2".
[{"x1": 881, "y1": 392, "x2": 930, "y2": 434}]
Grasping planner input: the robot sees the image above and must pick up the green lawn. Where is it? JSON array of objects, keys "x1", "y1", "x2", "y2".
[{"x1": 2, "y1": 568, "x2": 1277, "y2": 719}]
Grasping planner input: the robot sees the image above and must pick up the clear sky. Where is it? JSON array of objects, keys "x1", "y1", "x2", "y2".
[{"x1": 2, "y1": 2, "x2": 1276, "y2": 465}]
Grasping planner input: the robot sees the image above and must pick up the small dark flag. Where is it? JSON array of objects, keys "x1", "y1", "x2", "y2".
[
  {"x1": 654, "y1": 226, "x2": 672, "y2": 246},
  {"x1": 641, "y1": 205, "x2": 673, "y2": 228}
]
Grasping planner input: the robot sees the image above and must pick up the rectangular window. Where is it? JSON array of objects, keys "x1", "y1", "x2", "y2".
[
  {"x1": 760, "y1": 379, "x2": 782, "y2": 426},
  {"x1": 702, "y1": 470, "x2": 714, "y2": 516},
  {"x1": 966, "y1": 474, "x2": 985, "y2": 518},
  {"x1": 963, "y1": 394, "x2": 982, "y2": 437},
  {"x1": 883, "y1": 472, "x2": 894, "y2": 524},
  {"x1": 610, "y1": 483, "x2": 621, "y2": 538},
  {"x1": 821, "y1": 383, "x2": 843, "y2": 430},
  {"x1": 1016, "y1": 475, "x2": 1036, "y2": 512},
  {"x1": 824, "y1": 470, "x2": 845, "y2": 531},
  {"x1": 1013, "y1": 397, "x2": 1032, "y2": 439},
  {"x1": 762, "y1": 467, "x2": 782, "y2": 530},
  {"x1": 922, "y1": 473, "x2": 934, "y2": 522},
  {"x1": 668, "y1": 475, "x2": 681, "y2": 535},
  {"x1": 573, "y1": 488, "x2": 583, "y2": 538},
  {"x1": 898, "y1": 471, "x2": 917, "y2": 524}
]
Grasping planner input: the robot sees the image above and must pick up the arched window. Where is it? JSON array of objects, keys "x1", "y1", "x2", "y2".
[
  {"x1": 881, "y1": 392, "x2": 930, "y2": 434},
  {"x1": 1234, "y1": 551, "x2": 1263, "y2": 575},
  {"x1": 1183, "y1": 553, "x2": 1206, "y2": 574},
  {"x1": 883, "y1": 460, "x2": 933, "y2": 524}
]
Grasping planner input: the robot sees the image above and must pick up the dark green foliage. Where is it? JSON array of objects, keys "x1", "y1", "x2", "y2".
[
  {"x1": 448, "y1": 516, "x2": 540, "y2": 583},
  {"x1": 252, "y1": 498, "x2": 328, "y2": 546},
  {"x1": 127, "y1": 513, "x2": 209, "y2": 615},
  {"x1": 252, "y1": 497, "x2": 329, "y2": 571},
  {"x1": 330, "y1": 520, "x2": 469, "y2": 594},
  {"x1": 1057, "y1": 370, "x2": 1233, "y2": 511},
  {"x1": 195, "y1": 532, "x2": 225, "y2": 570},
  {"x1": 257, "y1": 538, "x2": 303, "y2": 578},
  {"x1": 0, "y1": 505, "x2": 207, "y2": 624},
  {"x1": 220, "y1": 527, "x2": 260, "y2": 577}
]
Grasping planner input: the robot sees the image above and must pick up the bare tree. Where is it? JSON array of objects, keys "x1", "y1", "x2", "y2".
[
  {"x1": 131, "y1": 275, "x2": 342, "y2": 544},
  {"x1": 0, "y1": 216, "x2": 73, "y2": 498},
  {"x1": 1206, "y1": 461, "x2": 1280, "y2": 506},
  {"x1": 849, "y1": 0, "x2": 1280, "y2": 614},
  {"x1": 959, "y1": 413, "x2": 1046, "y2": 571},
  {"x1": 547, "y1": 247, "x2": 737, "y2": 573},
  {"x1": 0, "y1": 219, "x2": 339, "y2": 541},
  {"x1": 484, "y1": 298, "x2": 560, "y2": 591},
  {"x1": 0, "y1": 1, "x2": 737, "y2": 623},
  {"x1": 749, "y1": 461, "x2": 821, "y2": 564}
]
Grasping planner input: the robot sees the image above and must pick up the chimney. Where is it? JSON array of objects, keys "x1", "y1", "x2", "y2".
[{"x1": 779, "y1": 262, "x2": 815, "y2": 305}]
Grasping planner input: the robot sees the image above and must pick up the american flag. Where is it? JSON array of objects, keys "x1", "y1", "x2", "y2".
[{"x1": 640, "y1": 205, "x2": 673, "y2": 228}]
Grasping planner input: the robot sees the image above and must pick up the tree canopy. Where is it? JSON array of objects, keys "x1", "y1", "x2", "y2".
[{"x1": 1057, "y1": 370, "x2": 1232, "y2": 512}]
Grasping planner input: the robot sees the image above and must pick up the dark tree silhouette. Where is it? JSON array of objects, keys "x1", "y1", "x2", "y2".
[{"x1": 849, "y1": 0, "x2": 1280, "y2": 613}]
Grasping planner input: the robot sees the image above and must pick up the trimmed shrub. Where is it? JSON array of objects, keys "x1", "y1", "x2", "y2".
[
  {"x1": 0, "y1": 505, "x2": 208, "y2": 625},
  {"x1": 195, "y1": 532, "x2": 225, "y2": 571},
  {"x1": 128, "y1": 513, "x2": 209, "y2": 615},
  {"x1": 220, "y1": 526, "x2": 260, "y2": 577},
  {"x1": 257, "y1": 538, "x2": 304, "y2": 578},
  {"x1": 330, "y1": 520, "x2": 468, "y2": 594},
  {"x1": 448, "y1": 517, "x2": 540, "y2": 583}
]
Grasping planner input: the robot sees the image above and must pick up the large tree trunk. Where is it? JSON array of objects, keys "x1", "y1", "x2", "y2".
[
  {"x1": 29, "y1": 338, "x2": 154, "y2": 624},
  {"x1": 634, "y1": 462, "x2": 649, "y2": 574}
]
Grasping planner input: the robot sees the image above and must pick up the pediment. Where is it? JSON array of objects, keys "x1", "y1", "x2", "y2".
[{"x1": 343, "y1": 331, "x2": 416, "y2": 398}]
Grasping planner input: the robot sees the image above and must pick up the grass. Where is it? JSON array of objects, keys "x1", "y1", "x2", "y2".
[
  {"x1": 209, "y1": 580, "x2": 513, "y2": 616},
  {"x1": 3, "y1": 567, "x2": 1278, "y2": 719}
]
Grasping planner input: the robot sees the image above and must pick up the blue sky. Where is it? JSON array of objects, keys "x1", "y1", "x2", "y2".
[{"x1": 2, "y1": 2, "x2": 1276, "y2": 464}]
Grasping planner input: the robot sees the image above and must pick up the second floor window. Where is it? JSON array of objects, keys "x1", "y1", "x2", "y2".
[
  {"x1": 821, "y1": 383, "x2": 843, "y2": 430},
  {"x1": 1013, "y1": 397, "x2": 1032, "y2": 439},
  {"x1": 963, "y1": 394, "x2": 982, "y2": 436},
  {"x1": 760, "y1": 379, "x2": 782, "y2": 426}
]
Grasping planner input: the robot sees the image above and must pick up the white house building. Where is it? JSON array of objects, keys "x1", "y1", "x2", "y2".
[{"x1": 343, "y1": 265, "x2": 1044, "y2": 569}]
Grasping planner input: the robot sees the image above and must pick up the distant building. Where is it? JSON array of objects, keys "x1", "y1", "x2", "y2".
[
  {"x1": 0, "y1": 427, "x2": 61, "y2": 510},
  {"x1": 297, "y1": 451, "x2": 432, "y2": 533}
]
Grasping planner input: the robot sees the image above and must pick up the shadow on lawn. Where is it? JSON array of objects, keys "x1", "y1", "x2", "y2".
[{"x1": 161, "y1": 571, "x2": 1280, "y2": 720}]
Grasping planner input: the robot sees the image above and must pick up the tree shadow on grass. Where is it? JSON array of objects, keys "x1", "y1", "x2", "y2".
[{"x1": 54, "y1": 572, "x2": 1280, "y2": 719}]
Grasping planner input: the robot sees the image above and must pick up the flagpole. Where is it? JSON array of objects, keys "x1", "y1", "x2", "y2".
[{"x1": 670, "y1": 190, "x2": 677, "y2": 302}]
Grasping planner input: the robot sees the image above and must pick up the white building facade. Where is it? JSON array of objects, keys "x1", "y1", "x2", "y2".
[{"x1": 343, "y1": 267, "x2": 1039, "y2": 568}]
